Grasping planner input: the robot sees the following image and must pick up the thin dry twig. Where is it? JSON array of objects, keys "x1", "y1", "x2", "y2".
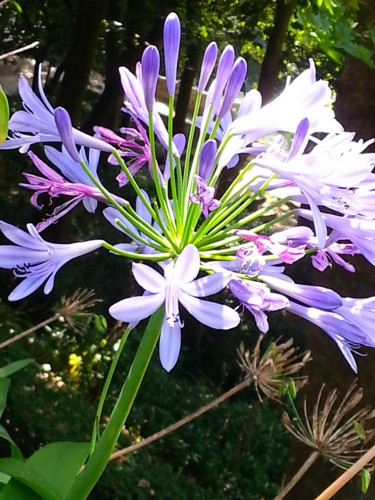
[
  {"x1": 315, "y1": 442, "x2": 375, "y2": 500},
  {"x1": 109, "y1": 336, "x2": 311, "y2": 463},
  {"x1": 0, "y1": 41, "x2": 40, "y2": 61},
  {"x1": 0, "y1": 314, "x2": 59, "y2": 349},
  {"x1": 109, "y1": 378, "x2": 251, "y2": 462}
]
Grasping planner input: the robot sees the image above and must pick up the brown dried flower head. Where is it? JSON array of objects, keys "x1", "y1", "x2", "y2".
[
  {"x1": 283, "y1": 382, "x2": 375, "y2": 468},
  {"x1": 56, "y1": 288, "x2": 101, "y2": 331},
  {"x1": 237, "y1": 336, "x2": 312, "y2": 402}
]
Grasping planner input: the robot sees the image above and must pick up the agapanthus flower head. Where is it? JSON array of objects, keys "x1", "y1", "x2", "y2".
[{"x1": 2, "y1": 11, "x2": 375, "y2": 374}]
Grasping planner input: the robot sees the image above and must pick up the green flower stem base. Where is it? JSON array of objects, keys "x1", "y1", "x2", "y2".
[{"x1": 66, "y1": 307, "x2": 165, "y2": 500}]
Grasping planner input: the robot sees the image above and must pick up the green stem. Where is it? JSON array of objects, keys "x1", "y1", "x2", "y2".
[
  {"x1": 66, "y1": 307, "x2": 165, "y2": 500},
  {"x1": 90, "y1": 327, "x2": 132, "y2": 455}
]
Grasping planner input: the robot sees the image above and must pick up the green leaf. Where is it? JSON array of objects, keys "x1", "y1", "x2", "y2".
[
  {"x1": 28, "y1": 442, "x2": 90, "y2": 497},
  {"x1": 0, "y1": 379, "x2": 10, "y2": 418},
  {"x1": 0, "y1": 472, "x2": 10, "y2": 485},
  {"x1": 0, "y1": 85, "x2": 9, "y2": 144},
  {"x1": 93, "y1": 315, "x2": 107, "y2": 334},
  {"x1": 0, "y1": 425, "x2": 23, "y2": 459},
  {"x1": 0, "y1": 442, "x2": 90, "y2": 500},
  {"x1": 0, "y1": 359, "x2": 34, "y2": 378},
  {"x1": 0, "y1": 478, "x2": 42, "y2": 499},
  {"x1": 360, "y1": 468, "x2": 371, "y2": 494},
  {"x1": 0, "y1": 459, "x2": 58, "y2": 500},
  {"x1": 288, "y1": 379, "x2": 297, "y2": 399},
  {"x1": 353, "y1": 420, "x2": 366, "y2": 441},
  {"x1": 11, "y1": 1, "x2": 23, "y2": 14}
]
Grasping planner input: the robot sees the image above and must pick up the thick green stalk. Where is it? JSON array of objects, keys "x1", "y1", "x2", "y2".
[{"x1": 66, "y1": 307, "x2": 164, "y2": 500}]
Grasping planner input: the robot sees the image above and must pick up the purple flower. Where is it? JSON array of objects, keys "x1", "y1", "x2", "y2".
[
  {"x1": 20, "y1": 146, "x2": 124, "y2": 231},
  {"x1": 95, "y1": 119, "x2": 152, "y2": 185},
  {"x1": 209, "y1": 45, "x2": 235, "y2": 115},
  {"x1": 0, "y1": 67, "x2": 113, "y2": 153},
  {"x1": 218, "y1": 57, "x2": 247, "y2": 119},
  {"x1": 0, "y1": 221, "x2": 103, "y2": 301},
  {"x1": 229, "y1": 278, "x2": 288, "y2": 333},
  {"x1": 236, "y1": 230, "x2": 307, "y2": 265},
  {"x1": 109, "y1": 245, "x2": 240, "y2": 371},
  {"x1": 299, "y1": 209, "x2": 375, "y2": 267},
  {"x1": 230, "y1": 59, "x2": 342, "y2": 138},
  {"x1": 287, "y1": 301, "x2": 372, "y2": 373},
  {"x1": 198, "y1": 140, "x2": 217, "y2": 182},
  {"x1": 141, "y1": 46, "x2": 160, "y2": 113},
  {"x1": 119, "y1": 66, "x2": 174, "y2": 154},
  {"x1": 260, "y1": 275, "x2": 343, "y2": 311},
  {"x1": 54, "y1": 107, "x2": 81, "y2": 162},
  {"x1": 197, "y1": 42, "x2": 218, "y2": 93},
  {"x1": 189, "y1": 176, "x2": 221, "y2": 217},
  {"x1": 163, "y1": 13, "x2": 181, "y2": 96}
]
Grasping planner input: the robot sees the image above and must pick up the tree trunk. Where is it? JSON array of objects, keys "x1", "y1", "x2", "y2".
[
  {"x1": 174, "y1": 43, "x2": 200, "y2": 135},
  {"x1": 257, "y1": 0, "x2": 297, "y2": 104},
  {"x1": 57, "y1": 0, "x2": 109, "y2": 124}
]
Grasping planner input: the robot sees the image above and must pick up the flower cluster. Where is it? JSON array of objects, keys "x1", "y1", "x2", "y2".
[{"x1": 1, "y1": 12, "x2": 375, "y2": 372}]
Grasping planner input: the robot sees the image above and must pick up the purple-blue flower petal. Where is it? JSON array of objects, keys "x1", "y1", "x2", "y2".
[
  {"x1": 54, "y1": 107, "x2": 81, "y2": 162},
  {"x1": 197, "y1": 42, "x2": 218, "y2": 92},
  {"x1": 141, "y1": 46, "x2": 160, "y2": 113},
  {"x1": 178, "y1": 291, "x2": 240, "y2": 330},
  {"x1": 132, "y1": 262, "x2": 166, "y2": 293},
  {"x1": 163, "y1": 13, "x2": 181, "y2": 96},
  {"x1": 174, "y1": 245, "x2": 200, "y2": 283},
  {"x1": 109, "y1": 291, "x2": 166, "y2": 324},
  {"x1": 159, "y1": 317, "x2": 181, "y2": 372},
  {"x1": 218, "y1": 57, "x2": 247, "y2": 119}
]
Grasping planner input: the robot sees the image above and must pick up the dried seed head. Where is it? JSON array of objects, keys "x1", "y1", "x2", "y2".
[
  {"x1": 237, "y1": 336, "x2": 312, "y2": 401},
  {"x1": 283, "y1": 382, "x2": 375, "y2": 468},
  {"x1": 56, "y1": 289, "x2": 101, "y2": 332}
]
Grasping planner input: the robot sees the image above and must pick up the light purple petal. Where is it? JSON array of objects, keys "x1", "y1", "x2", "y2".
[
  {"x1": 174, "y1": 245, "x2": 200, "y2": 283},
  {"x1": 109, "y1": 292, "x2": 165, "y2": 323},
  {"x1": 288, "y1": 117, "x2": 309, "y2": 160},
  {"x1": 0, "y1": 221, "x2": 45, "y2": 250},
  {"x1": 132, "y1": 262, "x2": 166, "y2": 293},
  {"x1": 178, "y1": 291, "x2": 240, "y2": 330},
  {"x1": 54, "y1": 107, "x2": 81, "y2": 162},
  {"x1": 0, "y1": 247, "x2": 48, "y2": 268},
  {"x1": 141, "y1": 46, "x2": 160, "y2": 113},
  {"x1": 8, "y1": 274, "x2": 49, "y2": 301},
  {"x1": 198, "y1": 140, "x2": 217, "y2": 181},
  {"x1": 159, "y1": 317, "x2": 181, "y2": 371},
  {"x1": 181, "y1": 271, "x2": 230, "y2": 297},
  {"x1": 218, "y1": 57, "x2": 247, "y2": 119},
  {"x1": 163, "y1": 13, "x2": 181, "y2": 96},
  {"x1": 198, "y1": 42, "x2": 218, "y2": 92}
]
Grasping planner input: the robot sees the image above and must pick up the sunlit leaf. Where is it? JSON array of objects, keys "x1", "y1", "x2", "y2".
[
  {"x1": 0, "y1": 442, "x2": 90, "y2": 500},
  {"x1": 0, "y1": 359, "x2": 34, "y2": 378},
  {"x1": 0, "y1": 379, "x2": 10, "y2": 419},
  {"x1": 0, "y1": 85, "x2": 9, "y2": 144},
  {"x1": 0, "y1": 478, "x2": 42, "y2": 499},
  {"x1": 360, "y1": 468, "x2": 371, "y2": 494}
]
